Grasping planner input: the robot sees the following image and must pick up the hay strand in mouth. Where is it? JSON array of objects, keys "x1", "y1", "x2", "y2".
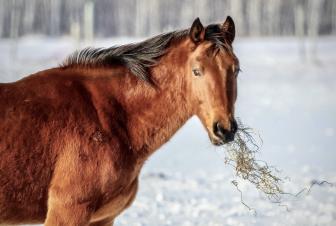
[
  {"x1": 221, "y1": 119, "x2": 334, "y2": 212},
  {"x1": 223, "y1": 119, "x2": 283, "y2": 203}
]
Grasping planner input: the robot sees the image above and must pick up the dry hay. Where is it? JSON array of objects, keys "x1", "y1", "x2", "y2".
[
  {"x1": 222, "y1": 119, "x2": 334, "y2": 212},
  {"x1": 223, "y1": 119, "x2": 283, "y2": 208}
]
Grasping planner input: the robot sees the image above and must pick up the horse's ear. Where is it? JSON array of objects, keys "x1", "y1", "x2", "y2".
[
  {"x1": 222, "y1": 16, "x2": 235, "y2": 45},
  {"x1": 189, "y1": 18, "x2": 205, "y2": 43}
]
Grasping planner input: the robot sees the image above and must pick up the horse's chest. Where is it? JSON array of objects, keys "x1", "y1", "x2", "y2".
[{"x1": 91, "y1": 178, "x2": 138, "y2": 222}]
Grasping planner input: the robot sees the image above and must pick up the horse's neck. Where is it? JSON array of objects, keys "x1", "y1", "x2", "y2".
[
  {"x1": 126, "y1": 44, "x2": 192, "y2": 162},
  {"x1": 127, "y1": 72, "x2": 191, "y2": 162},
  {"x1": 83, "y1": 39, "x2": 192, "y2": 164},
  {"x1": 129, "y1": 82, "x2": 191, "y2": 158}
]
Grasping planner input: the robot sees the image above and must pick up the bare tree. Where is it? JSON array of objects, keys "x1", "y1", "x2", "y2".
[
  {"x1": 83, "y1": 0, "x2": 94, "y2": 42},
  {"x1": 50, "y1": 0, "x2": 61, "y2": 36},
  {"x1": 69, "y1": 0, "x2": 82, "y2": 42},
  {"x1": 332, "y1": 0, "x2": 336, "y2": 34},
  {"x1": 247, "y1": 0, "x2": 261, "y2": 36},
  {"x1": 135, "y1": 0, "x2": 147, "y2": 36},
  {"x1": 148, "y1": 0, "x2": 160, "y2": 35},
  {"x1": 0, "y1": 0, "x2": 4, "y2": 37},
  {"x1": 307, "y1": 0, "x2": 323, "y2": 62},
  {"x1": 10, "y1": 0, "x2": 21, "y2": 60},
  {"x1": 22, "y1": 0, "x2": 35, "y2": 34},
  {"x1": 295, "y1": 0, "x2": 306, "y2": 61},
  {"x1": 179, "y1": 0, "x2": 194, "y2": 29},
  {"x1": 193, "y1": 0, "x2": 209, "y2": 23},
  {"x1": 229, "y1": 0, "x2": 244, "y2": 36}
]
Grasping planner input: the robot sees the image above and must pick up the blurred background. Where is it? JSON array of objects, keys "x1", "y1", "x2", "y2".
[
  {"x1": 0, "y1": 0, "x2": 335, "y2": 225},
  {"x1": 1, "y1": 0, "x2": 335, "y2": 37}
]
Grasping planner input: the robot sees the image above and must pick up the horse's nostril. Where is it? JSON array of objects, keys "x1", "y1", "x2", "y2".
[
  {"x1": 213, "y1": 121, "x2": 236, "y2": 143},
  {"x1": 214, "y1": 122, "x2": 228, "y2": 138},
  {"x1": 231, "y1": 119, "x2": 238, "y2": 133}
]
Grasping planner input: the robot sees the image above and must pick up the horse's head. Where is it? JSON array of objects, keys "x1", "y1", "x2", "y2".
[{"x1": 186, "y1": 17, "x2": 239, "y2": 145}]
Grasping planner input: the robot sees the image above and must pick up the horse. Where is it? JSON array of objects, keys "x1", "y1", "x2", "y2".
[{"x1": 0, "y1": 16, "x2": 239, "y2": 225}]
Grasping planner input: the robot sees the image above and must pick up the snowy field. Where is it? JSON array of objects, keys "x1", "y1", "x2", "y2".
[{"x1": 0, "y1": 36, "x2": 336, "y2": 226}]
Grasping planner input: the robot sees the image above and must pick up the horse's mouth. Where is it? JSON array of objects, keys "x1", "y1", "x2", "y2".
[
  {"x1": 212, "y1": 139, "x2": 226, "y2": 146},
  {"x1": 210, "y1": 134, "x2": 235, "y2": 146}
]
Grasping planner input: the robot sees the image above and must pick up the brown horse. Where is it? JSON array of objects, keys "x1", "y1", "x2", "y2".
[{"x1": 0, "y1": 17, "x2": 239, "y2": 225}]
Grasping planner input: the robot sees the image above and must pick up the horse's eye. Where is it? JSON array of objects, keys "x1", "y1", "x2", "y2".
[{"x1": 192, "y1": 69, "x2": 202, "y2": 76}]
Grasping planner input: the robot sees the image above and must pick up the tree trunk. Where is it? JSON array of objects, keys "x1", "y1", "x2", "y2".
[
  {"x1": 307, "y1": 0, "x2": 323, "y2": 62},
  {"x1": 295, "y1": 1, "x2": 306, "y2": 61},
  {"x1": 84, "y1": 0, "x2": 94, "y2": 42}
]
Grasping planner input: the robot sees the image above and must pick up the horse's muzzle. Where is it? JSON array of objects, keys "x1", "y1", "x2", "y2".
[{"x1": 212, "y1": 119, "x2": 237, "y2": 145}]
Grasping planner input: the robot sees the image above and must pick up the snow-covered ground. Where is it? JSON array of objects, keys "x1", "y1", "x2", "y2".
[{"x1": 1, "y1": 35, "x2": 335, "y2": 226}]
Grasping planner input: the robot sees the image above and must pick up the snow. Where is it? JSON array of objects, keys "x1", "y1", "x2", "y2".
[{"x1": 1, "y1": 35, "x2": 335, "y2": 225}]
